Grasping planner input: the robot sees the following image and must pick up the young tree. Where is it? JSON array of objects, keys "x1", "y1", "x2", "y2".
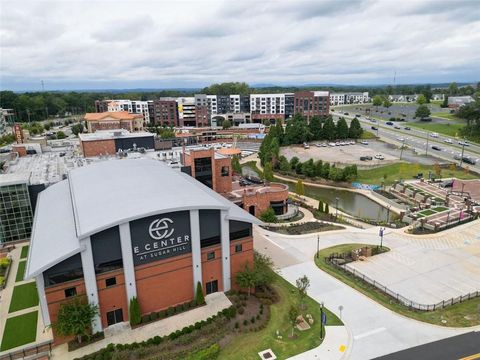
[
  {"x1": 416, "y1": 94, "x2": 427, "y2": 105},
  {"x1": 433, "y1": 163, "x2": 442, "y2": 178},
  {"x1": 372, "y1": 95, "x2": 383, "y2": 108},
  {"x1": 53, "y1": 299, "x2": 99, "y2": 343},
  {"x1": 441, "y1": 96, "x2": 449, "y2": 108},
  {"x1": 278, "y1": 155, "x2": 291, "y2": 172},
  {"x1": 129, "y1": 297, "x2": 141, "y2": 326},
  {"x1": 301, "y1": 159, "x2": 316, "y2": 178},
  {"x1": 71, "y1": 123, "x2": 84, "y2": 136},
  {"x1": 336, "y1": 117, "x2": 349, "y2": 139},
  {"x1": 263, "y1": 162, "x2": 274, "y2": 181},
  {"x1": 287, "y1": 305, "x2": 300, "y2": 337},
  {"x1": 252, "y1": 251, "x2": 275, "y2": 288},
  {"x1": 296, "y1": 275, "x2": 310, "y2": 310},
  {"x1": 295, "y1": 179, "x2": 305, "y2": 196},
  {"x1": 383, "y1": 99, "x2": 392, "y2": 108},
  {"x1": 325, "y1": 203, "x2": 330, "y2": 215},
  {"x1": 314, "y1": 160, "x2": 323, "y2": 178},
  {"x1": 289, "y1": 156, "x2": 300, "y2": 170},
  {"x1": 415, "y1": 105, "x2": 431, "y2": 119},
  {"x1": 236, "y1": 265, "x2": 256, "y2": 297},
  {"x1": 348, "y1": 117, "x2": 363, "y2": 139},
  {"x1": 231, "y1": 155, "x2": 242, "y2": 174},
  {"x1": 318, "y1": 200, "x2": 324, "y2": 213},
  {"x1": 195, "y1": 281, "x2": 205, "y2": 305}
]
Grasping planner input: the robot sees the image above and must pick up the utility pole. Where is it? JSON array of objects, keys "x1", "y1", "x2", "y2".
[
  {"x1": 316, "y1": 235, "x2": 320, "y2": 259},
  {"x1": 41, "y1": 80, "x2": 45, "y2": 92}
]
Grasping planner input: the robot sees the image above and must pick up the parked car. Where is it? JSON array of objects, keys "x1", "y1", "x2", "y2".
[
  {"x1": 344, "y1": 112, "x2": 349, "y2": 115},
  {"x1": 374, "y1": 154, "x2": 385, "y2": 160},
  {"x1": 397, "y1": 137, "x2": 405, "y2": 142},
  {"x1": 360, "y1": 156, "x2": 368, "y2": 161},
  {"x1": 361, "y1": 141, "x2": 369, "y2": 145},
  {"x1": 303, "y1": 142, "x2": 310, "y2": 149},
  {"x1": 430, "y1": 132, "x2": 439, "y2": 138},
  {"x1": 404, "y1": 127, "x2": 411, "y2": 130},
  {"x1": 458, "y1": 141, "x2": 470, "y2": 147},
  {"x1": 365, "y1": 155, "x2": 373, "y2": 160},
  {"x1": 444, "y1": 138, "x2": 452, "y2": 144},
  {"x1": 432, "y1": 145, "x2": 441, "y2": 151}
]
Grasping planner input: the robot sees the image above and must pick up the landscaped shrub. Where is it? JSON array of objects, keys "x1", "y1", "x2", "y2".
[
  {"x1": 243, "y1": 319, "x2": 248, "y2": 326},
  {"x1": 195, "y1": 281, "x2": 205, "y2": 305},
  {"x1": 0, "y1": 257, "x2": 10, "y2": 268},
  {"x1": 150, "y1": 312, "x2": 158, "y2": 321},
  {"x1": 238, "y1": 307, "x2": 245, "y2": 315},
  {"x1": 235, "y1": 322, "x2": 239, "y2": 329},
  {"x1": 141, "y1": 314, "x2": 150, "y2": 324},
  {"x1": 250, "y1": 316, "x2": 255, "y2": 324},
  {"x1": 167, "y1": 307, "x2": 175, "y2": 316}
]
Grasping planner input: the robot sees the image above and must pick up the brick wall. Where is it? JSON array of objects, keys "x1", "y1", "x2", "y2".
[
  {"x1": 81, "y1": 139, "x2": 116, "y2": 157},
  {"x1": 96, "y1": 270, "x2": 128, "y2": 328}
]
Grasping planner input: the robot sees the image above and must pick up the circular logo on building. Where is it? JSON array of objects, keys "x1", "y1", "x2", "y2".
[{"x1": 149, "y1": 218, "x2": 174, "y2": 240}]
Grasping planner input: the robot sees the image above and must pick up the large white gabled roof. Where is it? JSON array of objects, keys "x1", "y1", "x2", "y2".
[{"x1": 26, "y1": 158, "x2": 259, "y2": 279}]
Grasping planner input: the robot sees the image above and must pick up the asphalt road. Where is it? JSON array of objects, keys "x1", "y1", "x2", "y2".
[
  {"x1": 334, "y1": 112, "x2": 480, "y2": 172},
  {"x1": 374, "y1": 331, "x2": 480, "y2": 360}
]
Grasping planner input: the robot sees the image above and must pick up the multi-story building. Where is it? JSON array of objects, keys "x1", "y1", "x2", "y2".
[
  {"x1": 250, "y1": 93, "x2": 286, "y2": 115},
  {"x1": 448, "y1": 96, "x2": 475, "y2": 108},
  {"x1": 293, "y1": 91, "x2": 330, "y2": 121},
  {"x1": 84, "y1": 111, "x2": 144, "y2": 133},
  {"x1": 432, "y1": 94, "x2": 445, "y2": 101},
  {"x1": 25, "y1": 159, "x2": 259, "y2": 344},
  {"x1": 148, "y1": 99, "x2": 179, "y2": 127},
  {"x1": 284, "y1": 93, "x2": 294, "y2": 119},
  {"x1": 330, "y1": 93, "x2": 346, "y2": 106},
  {"x1": 95, "y1": 100, "x2": 151, "y2": 124},
  {"x1": 345, "y1": 92, "x2": 369, "y2": 104},
  {"x1": 195, "y1": 106, "x2": 209, "y2": 127},
  {"x1": 1, "y1": 108, "x2": 15, "y2": 134}
]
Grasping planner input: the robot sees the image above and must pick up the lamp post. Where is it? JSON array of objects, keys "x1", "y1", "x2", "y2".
[
  {"x1": 316, "y1": 235, "x2": 320, "y2": 259},
  {"x1": 335, "y1": 197, "x2": 339, "y2": 220},
  {"x1": 320, "y1": 302, "x2": 325, "y2": 339},
  {"x1": 399, "y1": 138, "x2": 406, "y2": 160},
  {"x1": 379, "y1": 227, "x2": 384, "y2": 249},
  {"x1": 459, "y1": 137, "x2": 466, "y2": 167}
]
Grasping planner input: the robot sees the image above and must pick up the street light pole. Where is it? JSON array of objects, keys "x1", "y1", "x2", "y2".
[
  {"x1": 335, "y1": 197, "x2": 339, "y2": 220},
  {"x1": 425, "y1": 132, "x2": 430, "y2": 156},
  {"x1": 379, "y1": 227, "x2": 384, "y2": 249},
  {"x1": 399, "y1": 138, "x2": 406, "y2": 160},
  {"x1": 316, "y1": 235, "x2": 320, "y2": 259},
  {"x1": 320, "y1": 302, "x2": 324, "y2": 339},
  {"x1": 460, "y1": 137, "x2": 466, "y2": 167}
]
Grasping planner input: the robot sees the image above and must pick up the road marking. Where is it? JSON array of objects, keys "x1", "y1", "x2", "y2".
[
  {"x1": 354, "y1": 327, "x2": 386, "y2": 340},
  {"x1": 459, "y1": 353, "x2": 480, "y2": 360}
]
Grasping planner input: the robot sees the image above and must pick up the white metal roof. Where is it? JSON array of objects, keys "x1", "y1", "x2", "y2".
[{"x1": 25, "y1": 158, "x2": 259, "y2": 278}]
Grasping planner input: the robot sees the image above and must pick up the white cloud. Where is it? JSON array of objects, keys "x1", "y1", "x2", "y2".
[{"x1": 0, "y1": 0, "x2": 479, "y2": 90}]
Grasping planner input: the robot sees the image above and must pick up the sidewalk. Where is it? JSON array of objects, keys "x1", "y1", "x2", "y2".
[
  {"x1": 52, "y1": 292, "x2": 232, "y2": 359},
  {"x1": 287, "y1": 325, "x2": 350, "y2": 360}
]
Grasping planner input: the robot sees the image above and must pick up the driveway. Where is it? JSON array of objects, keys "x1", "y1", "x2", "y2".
[{"x1": 254, "y1": 225, "x2": 479, "y2": 359}]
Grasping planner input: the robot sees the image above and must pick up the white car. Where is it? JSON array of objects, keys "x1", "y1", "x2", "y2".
[
  {"x1": 329, "y1": 142, "x2": 336, "y2": 147},
  {"x1": 303, "y1": 142, "x2": 310, "y2": 149},
  {"x1": 430, "y1": 132, "x2": 439, "y2": 138},
  {"x1": 361, "y1": 141, "x2": 369, "y2": 145},
  {"x1": 315, "y1": 143, "x2": 322, "y2": 147},
  {"x1": 444, "y1": 138, "x2": 452, "y2": 144},
  {"x1": 397, "y1": 137, "x2": 405, "y2": 142},
  {"x1": 374, "y1": 154, "x2": 385, "y2": 160},
  {"x1": 458, "y1": 141, "x2": 470, "y2": 147}
]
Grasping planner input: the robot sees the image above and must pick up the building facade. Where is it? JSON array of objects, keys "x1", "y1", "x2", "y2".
[
  {"x1": 25, "y1": 160, "x2": 259, "y2": 344},
  {"x1": 79, "y1": 130, "x2": 155, "y2": 157},
  {"x1": 293, "y1": 91, "x2": 330, "y2": 121},
  {"x1": 148, "y1": 99, "x2": 179, "y2": 127},
  {"x1": 84, "y1": 111, "x2": 144, "y2": 133},
  {"x1": 95, "y1": 100, "x2": 151, "y2": 124}
]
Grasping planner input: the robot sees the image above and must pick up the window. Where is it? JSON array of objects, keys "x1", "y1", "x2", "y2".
[
  {"x1": 221, "y1": 166, "x2": 229, "y2": 177},
  {"x1": 235, "y1": 244, "x2": 243, "y2": 253},
  {"x1": 206, "y1": 280, "x2": 218, "y2": 295},
  {"x1": 64, "y1": 287, "x2": 77, "y2": 298},
  {"x1": 207, "y1": 251, "x2": 215, "y2": 260},
  {"x1": 106, "y1": 309, "x2": 124, "y2": 326},
  {"x1": 105, "y1": 277, "x2": 117, "y2": 287}
]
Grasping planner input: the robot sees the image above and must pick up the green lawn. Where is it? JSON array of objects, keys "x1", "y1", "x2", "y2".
[
  {"x1": 15, "y1": 261, "x2": 26, "y2": 282},
  {"x1": 20, "y1": 246, "x2": 29, "y2": 259},
  {"x1": 431, "y1": 112, "x2": 460, "y2": 121},
  {"x1": 9, "y1": 282, "x2": 39, "y2": 313},
  {"x1": 315, "y1": 244, "x2": 480, "y2": 327},
  {"x1": 404, "y1": 122, "x2": 465, "y2": 138},
  {"x1": 219, "y1": 271, "x2": 342, "y2": 359},
  {"x1": 432, "y1": 206, "x2": 448, "y2": 212},
  {"x1": 419, "y1": 209, "x2": 435, "y2": 216},
  {"x1": 356, "y1": 163, "x2": 479, "y2": 185},
  {"x1": 0, "y1": 311, "x2": 38, "y2": 351},
  {"x1": 360, "y1": 130, "x2": 377, "y2": 139}
]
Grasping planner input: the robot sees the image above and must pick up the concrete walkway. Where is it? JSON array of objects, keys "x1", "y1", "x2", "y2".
[
  {"x1": 52, "y1": 292, "x2": 232, "y2": 359},
  {"x1": 287, "y1": 325, "x2": 350, "y2": 360},
  {"x1": 255, "y1": 225, "x2": 480, "y2": 359}
]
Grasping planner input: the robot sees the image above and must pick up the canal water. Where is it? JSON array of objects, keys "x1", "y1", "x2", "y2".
[{"x1": 242, "y1": 166, "x2": 392, "y2": 222}]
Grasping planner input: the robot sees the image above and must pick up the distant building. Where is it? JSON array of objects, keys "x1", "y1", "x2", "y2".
[
  {"x1": 448, "y1": 96, "x2": 475, "y2": 108},
  {"x1": 1, "y1": 108, "x2": 15, "y2": 134},
  {"x1": 148, "y1": 99, "x2": 179, "y2": 127},
  {"x1": 294, "y1": 91, "x2": 330, "y2": 120},
  {"x1": 330, "y1": 93, "x2": 346, "y2": 106},
  {"x1": 388, "y1": 94, "x2": 417, "y2": 102},
  {"x1": 432, "y1": 94, "x2": 445, "y2": 101},
  {"x1": 84, "y1": 111, "x2": 144, "y2": 133},
  {"x1": 329, "y1": 92, "x2": 369, "y2": 105},
  {"x1": 95, "y1": 100, "x2": 151, "y2": 123}
]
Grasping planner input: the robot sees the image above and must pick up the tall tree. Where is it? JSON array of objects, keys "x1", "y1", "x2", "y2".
[
  {"x1": 372, "y1": 95, "x2": 383, "y2": 108},
  {"x1": 53, "y1": 299, "x2": 99, "y2": 343},
  {"x1": 415, "y1": 105, "x2": 431, "y2": 119},
  {"x1": 322, "y1": 116, "x2": 336, "y2": 140},
  {"x1": 284, "y1": 114, "x2": 309, "y2": 144},
  {"x1": 336, "y1": 117, "x2": 349, "y2": 139},
  {"x1": 308, "y1": 116, "x2": 323, "y2": 140},
  {"x1": 416, "y1": 94, "x2": 427, "y2": 105},
  {"x1": 348, "y1": 117, "x2": 363, "y2": 139},
  {"x1": 448, "y1": 82, "x2": 458, "y2": 96}
]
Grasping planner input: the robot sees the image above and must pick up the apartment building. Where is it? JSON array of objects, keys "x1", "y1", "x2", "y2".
[
  {"x1": 294, "y1": 91, "x2": 330, "y2": 121},
  {"x1": 329, "y1": 92, "x2": 369, "y2": 106},
  {"x1": 148, "y1": 99, "x2": 179, "y2": 127},
  {"x1": 95, "y1": 100, "x2": 151, "y2": 123}
]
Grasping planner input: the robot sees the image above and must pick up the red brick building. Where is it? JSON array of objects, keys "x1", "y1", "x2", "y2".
[
  {"x1": 25, "y1": 160, "x2": 258, "y2": 345},
  {"x1": 294, "y1": 91, "x2": 330, "y2": 121},
  {"x1": 84, "y1": 111, "x2": 144, "y2": 133},
  {"x1": 149, "y1": 99, "x2": 179, "y2": 126},
  {"x1": 79, "y1": 130, "x2": 155, "y2": 157}
]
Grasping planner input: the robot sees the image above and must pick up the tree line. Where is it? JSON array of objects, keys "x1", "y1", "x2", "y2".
[
  {"x1": 277, "y1": 156, "x2": 358, "y2": 182},
  {"x1": 259, "y1": 114, "x2": 363, "y2": 167}
]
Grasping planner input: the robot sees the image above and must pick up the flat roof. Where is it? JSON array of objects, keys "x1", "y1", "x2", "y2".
[
  {"x1": 79, "y1": 130, "x2": 154, "y2": 142},
  {"x1": 26, "y1": 158, "x2": 260, "y2": 278}
]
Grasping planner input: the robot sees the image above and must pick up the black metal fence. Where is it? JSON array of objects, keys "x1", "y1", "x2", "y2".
[
  {"x1": 327, "y1": 258, "x2": 480, "y2": 311},
  {"x1": 0, "y1": 340, "x2": 53, "y2": 360}
]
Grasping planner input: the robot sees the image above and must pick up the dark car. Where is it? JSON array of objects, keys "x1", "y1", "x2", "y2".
[
  {"x1": 432, "y1": 145, "x2": 441, "y2": 151},
  {"x1": 344, "y1": 112, "x2": 349, "y2": 115},
  {"x1": 463, "y1": 157, "x2": 477, "y2": 165},
  {"x1": 386, "y1": 121, "x2": 394, "y2": 125},
  {"x1": 371, "y1": 126, "x2": 378, "y2": 130},
  {"x1": 360, "y1": 156, "x2": 368, "y2": 161},
  {"x1": 404, "y1": 127, "x2": 411, "y2": 130},
  {"x1": 364, "y1": 155, "x2": 373, "y2": 160}
]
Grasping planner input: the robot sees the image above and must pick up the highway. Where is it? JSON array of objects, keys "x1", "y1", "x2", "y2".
[{"x1": 333, "y1": 112, "x2": 480, "y2": 172}]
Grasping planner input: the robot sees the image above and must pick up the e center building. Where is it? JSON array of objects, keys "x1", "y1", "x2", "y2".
[{"x1": 25, "y1": 159, "x2": 259, "y2": 344}]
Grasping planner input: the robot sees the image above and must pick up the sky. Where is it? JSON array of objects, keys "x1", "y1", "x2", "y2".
[{"x1": 1, "y1": 0, "x2": 479, "y2": 91}]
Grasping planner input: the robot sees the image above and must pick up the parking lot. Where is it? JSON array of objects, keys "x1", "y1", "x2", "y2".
[{"x1": 280, "y1": 140, "x2": 438, "y2": 167}]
